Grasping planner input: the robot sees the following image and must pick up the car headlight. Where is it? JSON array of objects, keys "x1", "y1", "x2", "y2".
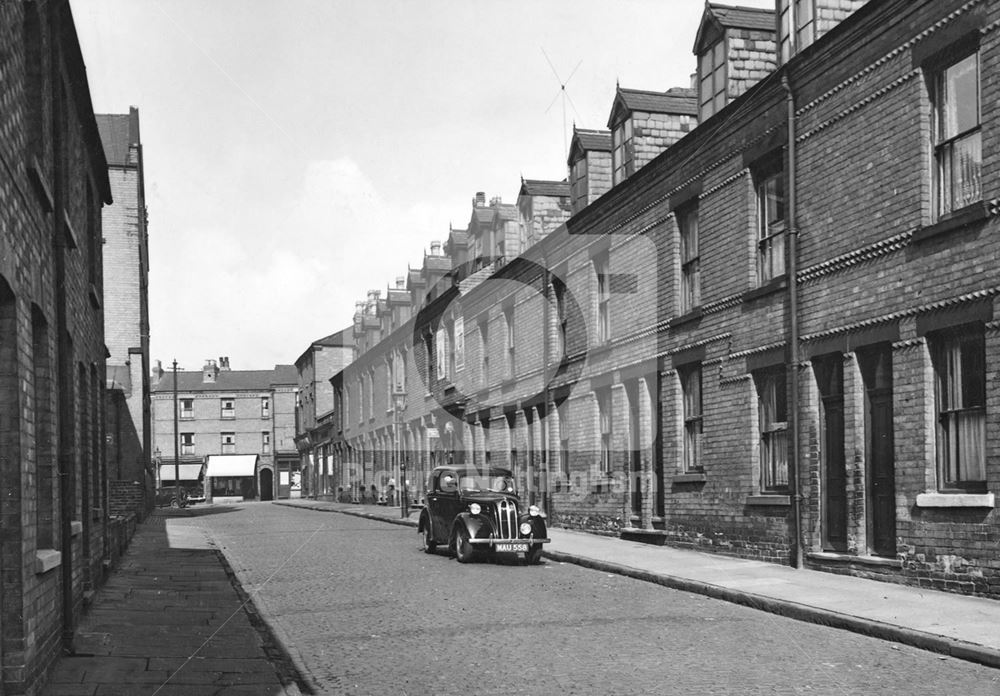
[
  {"x1": 528, "y1": 505, "x2": 540, "y2": 517},
  {"x1": 520, "y1": 522, "x2": 532, "y2": 535},
  {"x1": 468, "y1": 503, "x2": 481, "y2": 515}
]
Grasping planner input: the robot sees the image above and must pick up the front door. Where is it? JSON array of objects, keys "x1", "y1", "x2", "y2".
[
  {"x1": 860, "y1": 346, "x2": 896, "y2": 557},
  {"x1": 815, "y1": 355, "x2": 847, "y2": 551},
  {"x1": 259, "y1": 468, "x2": 274, "y2": 501}
]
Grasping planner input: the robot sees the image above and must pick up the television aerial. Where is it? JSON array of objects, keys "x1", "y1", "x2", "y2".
[{"x1": 541, "y1": 48, "x2": 582, "y2": 163}]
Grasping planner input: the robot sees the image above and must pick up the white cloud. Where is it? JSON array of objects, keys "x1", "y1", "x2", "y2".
[{"x1": 151, "y1": 157, "x2": 455, "y2": 370}]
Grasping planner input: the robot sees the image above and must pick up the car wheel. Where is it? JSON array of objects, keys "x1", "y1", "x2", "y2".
[
  {"x1": 421, "y1": 519, "x2": 437, "y2": 554},
  {"x1": 453, "y1": 526, "x2": 475, "y2": 564},
  {"x1": 524, "y1": 544, "x2": 543, "y2": 565},
  {"x1": 169, "y1": 498, "x2": 180, "y2": 509}
]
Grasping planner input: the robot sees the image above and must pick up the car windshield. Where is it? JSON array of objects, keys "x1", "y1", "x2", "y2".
[{"x1": 456, "y1": 474, "x2": 516, "y2": 494}]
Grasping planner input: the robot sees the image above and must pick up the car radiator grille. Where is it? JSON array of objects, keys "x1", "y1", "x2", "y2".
[{"x1": 493, "y1": 499, "x2": 518, "y2": 539}]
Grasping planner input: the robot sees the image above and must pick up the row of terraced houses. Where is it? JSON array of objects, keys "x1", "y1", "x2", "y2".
[
  {"x1": 295, "y1": 0, "x2": 1000, "y2": 600},
  {"x1": 1, "y1": 2, "x2": 154, "y2": 693}
]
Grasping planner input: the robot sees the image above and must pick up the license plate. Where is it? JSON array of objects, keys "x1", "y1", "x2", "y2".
[{"x1": 495, "y1": 542, "x2": 529, "y2": 553}]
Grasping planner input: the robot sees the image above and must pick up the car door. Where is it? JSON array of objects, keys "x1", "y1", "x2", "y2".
[{"x1": 427, "y1": 469, "x2": 458, "y2": 544}]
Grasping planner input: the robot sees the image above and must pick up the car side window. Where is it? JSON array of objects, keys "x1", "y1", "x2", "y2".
[{"x1": 439, "y1": 473, "x2": 457, "y2": 493}]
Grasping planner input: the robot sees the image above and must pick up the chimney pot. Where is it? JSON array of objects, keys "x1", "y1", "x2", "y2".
[
  {"x1": 474, "y1": 191, "x2": 486, "y2": 207},
  {"x1": 430, "y1": 240, "x2": 442, "y2": 256},
  {"x1": 395, "y1": 276, "x2": 405, "y2": 289}
]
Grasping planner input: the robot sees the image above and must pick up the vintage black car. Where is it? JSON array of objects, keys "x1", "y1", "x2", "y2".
[
  {"x1": 418, "y1": 465, "x2": 549, "y2": 564},
  {"x1": 154, "y1": 486, "x2": 188, "y2": 508}
]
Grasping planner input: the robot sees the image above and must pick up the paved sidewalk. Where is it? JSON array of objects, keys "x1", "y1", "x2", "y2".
[
  {"x1": 42, "y1": 508, "x2": 301, "y2": 696},
  {"x1": 276, "y1": 498, "x2": 1000, "y2": 670}
]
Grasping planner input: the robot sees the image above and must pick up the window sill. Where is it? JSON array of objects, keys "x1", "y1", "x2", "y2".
[
  {"x1": 912, "y1": 201, "x2": 988, "y2": 244},
  {"x1": 673, "y1": 472, "x2": 707, "y2": 484},
  {"x1": 743, "y1": 276, "x2": 787, "y2": 303},
  {"x1": 671, "y1": 308, "x2": 702, "y2": 329},
  {"x1": 746, "y1": 494, "x2": 790, "y2": 507},
  {"x1": 34, "y1": 549, "x2": 62, "y2": 575},
  {"x1": 916, "y1": 492, "x2": 994, "y2": 508}
]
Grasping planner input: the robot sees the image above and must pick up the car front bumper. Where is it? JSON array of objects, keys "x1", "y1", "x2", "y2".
[{"x1": 468, "y1": 537, "x2": 550, "y2": 546}]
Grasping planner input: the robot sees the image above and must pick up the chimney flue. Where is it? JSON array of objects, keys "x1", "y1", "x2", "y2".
[{"x1": 430, "y1": 240, "x2": 442, "y2": 256}]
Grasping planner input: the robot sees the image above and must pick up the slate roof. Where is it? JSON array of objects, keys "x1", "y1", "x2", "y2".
[
  {"x1": 311, "y1": 326, "x2": 354, "y2": 348},
  {"x1": 617, "y1": 87, "x2": 698, "y2": 117},
  {"x1": 573, "y1": 128, "x2": 612, "y2": 153},
  {"x1": 95, "y1": 110, "x2": 139, "y2": 167},
  {"x1": 709, "y1": 3, "x2": 777, "y2": 32},
  {"x1": 152, "y1": 369, "x2": 284, "y2": 393},
  {"x1": 519, "y1": 179, "x2": 570, "y2": 198},
  {"x1": 472, "y1": 207, "x2": 495, "y2": 224},
  {"x1": 271, "y1": 364, "x2": 297, "y2": 385}
]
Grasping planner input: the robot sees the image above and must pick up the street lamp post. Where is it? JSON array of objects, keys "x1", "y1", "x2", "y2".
[
  {"x1": 172, "y1": 359, "x2": 180, "y2": 506},
  {"x1": 394, "y1": 385, "x2": 408, "y2": 518}
]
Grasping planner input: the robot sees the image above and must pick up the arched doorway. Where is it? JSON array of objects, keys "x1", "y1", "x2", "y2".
[{"x1": 259, "y1": 467, "x2": 274, "y2": 501}]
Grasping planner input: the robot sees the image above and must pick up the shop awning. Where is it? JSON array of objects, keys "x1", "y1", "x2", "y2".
[
  {"x1": 205, "y1": 454, "x2": 258, "y2": 478},
  {"x1": 159, "y1": 463, "x2": 204, "y2": 482}
]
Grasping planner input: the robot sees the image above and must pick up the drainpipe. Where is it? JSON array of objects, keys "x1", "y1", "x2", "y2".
[{"x1": 782, "y1": 74, "x2": 804, "y2": 570}]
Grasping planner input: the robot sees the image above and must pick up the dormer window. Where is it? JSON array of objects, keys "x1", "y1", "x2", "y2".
[
  {"x1": 570, "y1": 156, "x2": 587, "y2": 209},
  {"x1": 698, "y1": 39, "x2": 727, "y2": 120},
  {"x1": 611, "y1": 119, "x2": 633, "y2": 185},
  {"x1": 778, "y1": 0, "x2": 815, "y2": 63}
]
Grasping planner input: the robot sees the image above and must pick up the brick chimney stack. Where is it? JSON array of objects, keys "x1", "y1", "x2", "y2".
[
  {"x1": 430, "y1": 240, "x2": 442, "y2": 256},
  {"x1": 203, "y1": 359, "x2": 219, "y2": 383},
  {"x1": 473, "y1": 191, "x2": 486, "y2": 208}
]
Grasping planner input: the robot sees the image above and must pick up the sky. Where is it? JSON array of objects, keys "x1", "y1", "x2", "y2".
[{"x1": 72, "y1": 0, "x2": 775, "y2": 373}]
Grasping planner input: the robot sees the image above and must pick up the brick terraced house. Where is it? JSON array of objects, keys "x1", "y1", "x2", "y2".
[
  {"x1": 318, "y1": 0, "x2": 1000, "y2": 599},
  {"x1": 294, "y1": 327, "x2": 355, "y2": 499},
  {"x1": 151, "y1": 359, "x2": 297, "y2": 503},
  {"x1": 0, "y1": 1, "x2": 116, "y2": 692},
  {"x1": 96, "y1": 108, "x2": 153, "y2": 521}
]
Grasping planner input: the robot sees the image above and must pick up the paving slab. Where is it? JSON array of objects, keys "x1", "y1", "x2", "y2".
[{"x1": 40, "y1": 509, "x2": 301, "y2": 696}]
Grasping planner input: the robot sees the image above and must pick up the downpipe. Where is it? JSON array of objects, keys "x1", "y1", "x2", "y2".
[{"x1": 783, "y1": 74, "x2": 804, "y2": 570}]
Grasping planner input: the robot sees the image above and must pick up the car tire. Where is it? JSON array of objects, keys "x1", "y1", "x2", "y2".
[
  {"x1": 169, "y1": 498, "x2": 180, "y2": 509},
  {"x1": 524, "y1": 544, "x2": 543, "y2": 565},
  {"x1": 421, "y1": 518, "x2": 437, "y2": 554},
  {"x1": 453, "y1": 526, "x2": 475, "y2": 564}
]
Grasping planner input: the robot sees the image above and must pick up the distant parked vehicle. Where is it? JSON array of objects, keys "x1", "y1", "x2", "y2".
[{"x1": 155, "y1": 486, "x2": 188, "y2": 509}]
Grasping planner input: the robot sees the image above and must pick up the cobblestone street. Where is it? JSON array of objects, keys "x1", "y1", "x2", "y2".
[{"x1": 173, "y1": 503, "x2": 999, "y2": 696}]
